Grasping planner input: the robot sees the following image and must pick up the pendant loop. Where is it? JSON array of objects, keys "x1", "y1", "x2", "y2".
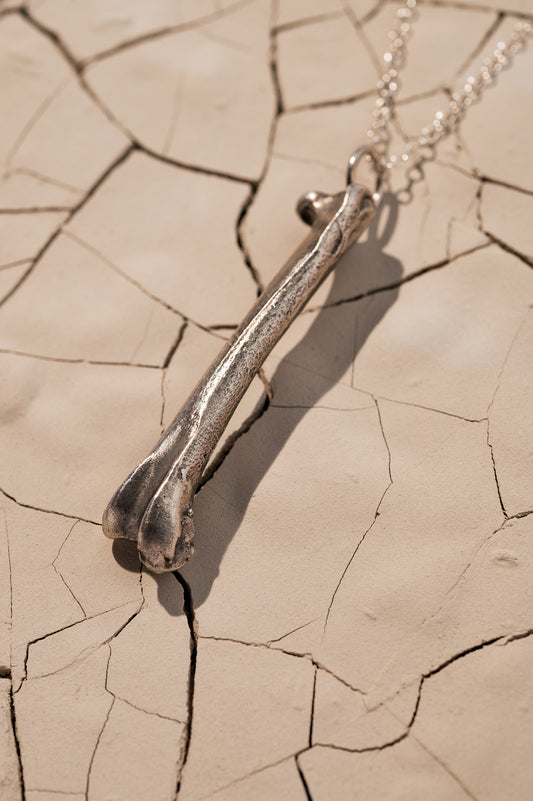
[{"x1": 346, "y1": 145, "x2": 385, "y2": 204}]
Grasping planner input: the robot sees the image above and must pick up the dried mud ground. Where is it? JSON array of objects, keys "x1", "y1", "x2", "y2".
[{"x1": 0, "y1": 1, "x2": 532, "y2": 800}]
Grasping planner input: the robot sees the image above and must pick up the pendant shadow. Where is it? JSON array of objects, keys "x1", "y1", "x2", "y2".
[{"x1": 147, "y1": 192, "x2": 405, "y2": 614}]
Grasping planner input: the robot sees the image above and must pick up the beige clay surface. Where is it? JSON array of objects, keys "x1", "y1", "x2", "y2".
[{"x1": 0, "y1": 1, "x2": 532, "y2": 799}]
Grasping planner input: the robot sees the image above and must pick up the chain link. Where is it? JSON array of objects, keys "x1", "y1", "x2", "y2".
[{"x1": 366, "y1": 0, "x2": 533, "y2": 171}]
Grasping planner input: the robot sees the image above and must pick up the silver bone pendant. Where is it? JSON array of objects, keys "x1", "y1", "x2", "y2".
[{"x1": 103, "y1": 181, "x2": 377, "y2": 572}]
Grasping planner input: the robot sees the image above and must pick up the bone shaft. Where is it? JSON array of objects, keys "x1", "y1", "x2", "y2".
[
  {"x1": 175, "y1": 245, "x2": 332, "y2": 474},
  {"x1": 166, "y1": 203, "x2": 356, "y2": 484}
]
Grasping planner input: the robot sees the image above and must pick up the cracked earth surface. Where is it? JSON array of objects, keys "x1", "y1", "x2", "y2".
[{"x1": 0, "y1": 1, "x2": 532, "y2": 799}]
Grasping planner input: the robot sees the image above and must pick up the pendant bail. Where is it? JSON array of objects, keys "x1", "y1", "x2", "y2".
[{"x1": 346, "y1": 145, "x2": 385, "y2": 205}]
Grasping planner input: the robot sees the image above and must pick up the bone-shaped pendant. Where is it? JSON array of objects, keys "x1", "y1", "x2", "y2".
[{"x1": 103, "y1": 180, "x2": 377, "y2": 572}]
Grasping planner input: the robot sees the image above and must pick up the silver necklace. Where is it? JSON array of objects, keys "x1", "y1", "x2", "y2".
[
  {"x1": 102, "y1": 1, "x2": 533, "y2": 573},
  {"x1": 367, "y1": 0, "x2": 532, "y2": 171}
]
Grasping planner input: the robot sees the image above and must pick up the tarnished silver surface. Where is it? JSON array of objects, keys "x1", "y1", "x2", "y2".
[{"x1": 103, "y1": 181, "x2": 377, "y2": 572}]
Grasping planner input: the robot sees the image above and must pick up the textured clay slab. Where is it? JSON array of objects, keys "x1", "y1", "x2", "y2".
[{"x1": 1, "y1": 2, "x2": 532, "y2": 799}]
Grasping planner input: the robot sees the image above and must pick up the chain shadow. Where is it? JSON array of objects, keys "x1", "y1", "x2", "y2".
[{"x1": 144, "y1": 191, "x2": 403, "y2": 615}]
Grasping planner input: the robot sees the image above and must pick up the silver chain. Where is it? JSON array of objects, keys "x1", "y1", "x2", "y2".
[{"x1": 366, "y1": 0, "x2": 533, "y2": 170}]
